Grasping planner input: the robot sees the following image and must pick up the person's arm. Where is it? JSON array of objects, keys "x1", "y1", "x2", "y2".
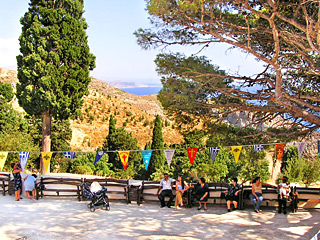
[
  {"x1": 235, "y1": 185, "x2": 241, "y2": 196},
  {"x1": 24, "y1": 176, "x2": 28, "y2": 181},
  {"x1": 176, "y1": 182, "x2": 180, "y2": 192},
  {"x1": 170, "y1": 179, "x2": 175, "y2": 188},
  {"x1": 200, "y1": 192, "x2": 208, "y2": 201},
  {"x1": 184, "y1": 181, "x2": 190, "y2": 191},
  {"x1": 154, "y1": 181, "x2": 162, "y2": 195},
  {"x1": 13, "y1": 168, "x2": 22, "y2": 174}
]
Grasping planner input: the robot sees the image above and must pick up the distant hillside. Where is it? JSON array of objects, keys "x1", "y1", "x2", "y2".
[{"x1": 0, "y1": 68, "x2": 184, "y2": 150}]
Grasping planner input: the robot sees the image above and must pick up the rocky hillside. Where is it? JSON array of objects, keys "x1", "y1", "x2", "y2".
[{"x1": 0, "y1": 68, "x2": 184, "y2": 150}]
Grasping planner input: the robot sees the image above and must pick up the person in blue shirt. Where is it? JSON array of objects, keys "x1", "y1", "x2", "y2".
[{"x1": 24, "y1": 174, "x2": 37, "y2": 200}]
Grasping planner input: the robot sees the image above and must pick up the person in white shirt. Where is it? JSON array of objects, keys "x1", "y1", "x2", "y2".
[
  {"x1": 155, "y1": 173, "x2": 175, "y2": 208},
  {"x1": 278, "y1": 176, "x2": 290, "y2": 214}
]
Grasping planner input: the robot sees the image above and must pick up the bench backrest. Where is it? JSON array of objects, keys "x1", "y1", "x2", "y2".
[{"x1": 0, "y1": 173, "x2": 11, "y2": 180}]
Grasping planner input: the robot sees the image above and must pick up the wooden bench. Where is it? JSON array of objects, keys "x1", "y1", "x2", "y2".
[
  {"x1": 188, "y1": 182, "x2": 244, "y2": 209},
  {"x1": 139, "y1": 180, "x2": 192, "y2": 207},
  {"x1": 294, "y1": 187, "x2": 319, "y2": 209},
  {"x1": 36, "y1": 177, "x2": 83, "y2": 201},
  {"x1": 0, "y1": 173, "x2": 11, "y2": 196},
  {"x1": 81, "y1": 178, "x2": 129, "y2": 202}
]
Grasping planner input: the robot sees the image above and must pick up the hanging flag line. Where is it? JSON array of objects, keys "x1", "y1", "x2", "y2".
[
  {"x1": 0, "y1": 140, "x2": 318, "y2": 154},
  {"x1": 0, "y1": 140, "x2": 318, "y2": 171}
]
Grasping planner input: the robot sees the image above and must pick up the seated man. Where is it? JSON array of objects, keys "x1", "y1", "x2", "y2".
[{"x1": 155, "y1": 173, "x2": 175, "y2": 208}]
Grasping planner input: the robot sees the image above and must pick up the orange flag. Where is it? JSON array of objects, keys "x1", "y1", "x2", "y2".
[
  {"x1": 275, "y1": 144, "x2": 286, "y2": 161},
  {"x1": 187, "y1": 148, "x2": 198, "y2": 165},
  {"x1": 118, "y1": 151, "x2": 130, "y2": 171}
]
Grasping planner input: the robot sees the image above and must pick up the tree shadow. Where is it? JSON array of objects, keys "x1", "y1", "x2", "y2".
[{"x1": 1, "y1": 196, "x2": 319, "y2": 240}]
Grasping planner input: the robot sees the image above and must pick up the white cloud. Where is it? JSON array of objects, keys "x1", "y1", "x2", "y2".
[{"x1": 0, "y1": 38, "x2": 19, "y2": 70}]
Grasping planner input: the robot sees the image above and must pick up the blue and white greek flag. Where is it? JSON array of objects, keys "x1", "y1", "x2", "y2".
[
  {"x1": 64, "y1": 152, "x2": 76, "y2": 159},
  {"x1": 253, "y1": 145, "x2": 264, "y2": 151},
  {"x1": 209, "y1": 147, "x2": 220, "y2": 165},
  {"x1": 19, "y1": 152, "x2": 30, "y2": 171}
]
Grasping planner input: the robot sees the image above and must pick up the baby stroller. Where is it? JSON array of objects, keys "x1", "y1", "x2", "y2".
[{"x1": 82, "y1": 182, "x2": 110, "y2": 212}]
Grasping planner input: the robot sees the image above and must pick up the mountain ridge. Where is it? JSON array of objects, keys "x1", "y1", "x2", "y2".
[{"x1": 0, "y1": 68, "x2": 184, "y2": 150}]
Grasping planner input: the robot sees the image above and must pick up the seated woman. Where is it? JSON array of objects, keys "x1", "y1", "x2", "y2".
[
  {"x1": 250, "y1": 176, "x2": 263, "y2": 213},
  {"x1": 195, "y1": 177, "x2": 210, "y2": 211},
  {"x1": 224, "y1": 177, "x2": 242, "y2": 212},
  {"x1": 175, "y1": 175, "x2": 189, "y2": 210}
]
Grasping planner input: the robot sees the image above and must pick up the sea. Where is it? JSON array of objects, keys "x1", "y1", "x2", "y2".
[{"x1": 119, "y1": 87, "x2": 162, "y2": 96}]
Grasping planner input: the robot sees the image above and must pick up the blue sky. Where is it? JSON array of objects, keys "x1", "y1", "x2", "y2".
[{"x1": 0, "y1": 0, "x2": 263, "y2": 85}]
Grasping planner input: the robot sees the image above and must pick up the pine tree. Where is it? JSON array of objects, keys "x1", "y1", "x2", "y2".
[
  {"x1": 17, "y1": 0, "x2": 95, "y2": 174},
  {"x1": 148, "y1": 115, "x2": 166, "y2": 179}
]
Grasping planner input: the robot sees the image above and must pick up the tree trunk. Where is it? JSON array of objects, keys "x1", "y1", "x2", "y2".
[{"x1": 41, "y1": 111, "x2": 52, "y2": 175}]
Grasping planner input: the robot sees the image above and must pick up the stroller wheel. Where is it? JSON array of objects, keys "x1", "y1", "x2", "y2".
[
  {"x1": 87, "y1": 204, "x2": 91, "y2": 209},
  {"x1": 105, "y1": 204, "x2": 110, "y2": 211},
  {"x1": 89, "y1": 206, "x2": 95, "y2": 212}
]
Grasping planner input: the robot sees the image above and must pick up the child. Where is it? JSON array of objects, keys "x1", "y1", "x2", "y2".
[{"x1": 24, "y1": 174, "x2": 37, "y2": 200}]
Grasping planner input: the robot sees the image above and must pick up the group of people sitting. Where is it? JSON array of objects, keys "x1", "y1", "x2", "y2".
[
  {"x1": 155, "y1": 173, "x2": 210, "y2": 210},
  {"x1": 155, "y1": 173, "x2": 293, "y2": 214}
]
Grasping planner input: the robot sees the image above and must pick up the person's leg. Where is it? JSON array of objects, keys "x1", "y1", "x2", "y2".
[
  {"x1": 278, "y1": 198, "x2": 282, "y2": 213},
  {"x1": 227, "y1": 200, "x2": 231, "y2": 211},
  {"x1": 15, "y1": 190, "x2": 19, "y2": 201},
  {"x1": 158, "y1": 191, "x2": 166, "y2": 207},
  {"x1": 197, "y1": 201, "x2": 202, "y2": 209},
  {"x1": 233, "y1": 201, "x2": 238, "y2": 209},
  {"x1": 256, "y1": 195, "x2": 263, "y2": 211},
  {"x1": 204, "y1": 202, "x2": 207, "y2": 210},
  {"x1": 175, "y1": 193, "x2": 179, "y2": 207},
  {"x1": 250, "y1": 194, "x2": 257, "y2": 209},
  {"x1": 26, "y1": 191, "x2": 31, "y2": 199},
  {"x1": 32, "y1": 189, "x2": 36, "y2": 199},
  {"x1": 177, "y1": 192, "x2": 183, "y2": 207},
  {"x1": 167, "y1": 190, "x2": 175, "y2": 207},
  {"x1": 17, "y1": 189, "x2": 21, "y2": 200},
  {"x1": 283, "y1": 198, "x2": 287, "y2": 214}
]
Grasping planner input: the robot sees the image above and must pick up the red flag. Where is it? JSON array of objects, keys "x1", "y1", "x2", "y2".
[
  {"x1": 118, "y1": 151, "x2": 130, "y2": 171},
  {"x1": 275, "y1": 144, "x2": 286, "y2": 161},
  {"x1": 187, "y1": 148, "x2": 198, "y2": 165}
]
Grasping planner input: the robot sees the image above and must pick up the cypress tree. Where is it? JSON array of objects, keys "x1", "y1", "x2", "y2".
[
  {"x1": 16, "y1": 0, "x2": 95, "y2": 174},
  {"x1": 103, "y1": 116, "x2": 142, "y2": 179},
  {"x1": 148, "y1": 115, "x2": 166, "y2": 179}
]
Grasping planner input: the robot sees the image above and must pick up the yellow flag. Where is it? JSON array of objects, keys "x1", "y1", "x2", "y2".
[
  {"x1": 41, "y1": 152, "x2": 53, "y2": 173},
  {"x1": 231, "y1": 146, "x2": 243, "y2": 163},
  {"x1": 0, "y1": 152, "x2": 8, "y2": 171},
  {"x1": 118, "y1": 151, "x2": 130, "y2": 171}
]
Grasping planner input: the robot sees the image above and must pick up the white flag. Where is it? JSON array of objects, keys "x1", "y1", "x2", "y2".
[{"x1": 164, "y1": 149, "x2": 175, "y2": 166}]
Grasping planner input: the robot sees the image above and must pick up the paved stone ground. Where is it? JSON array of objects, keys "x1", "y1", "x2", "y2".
[{"x1": 0, "y1": 195, "x2": 319, "y2": 240}]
